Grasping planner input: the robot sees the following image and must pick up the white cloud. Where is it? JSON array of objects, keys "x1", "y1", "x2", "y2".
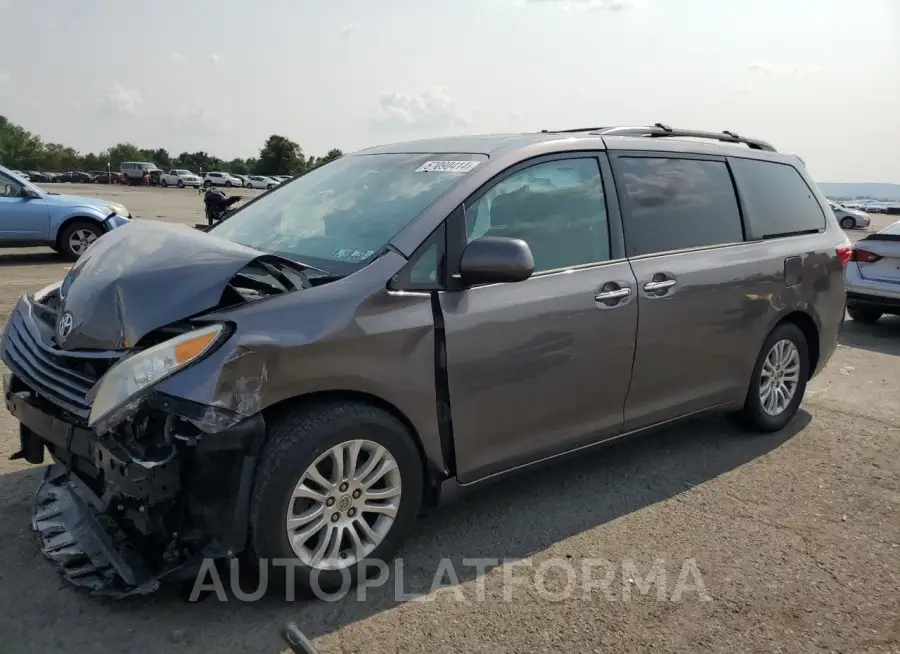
[
  {"x1": 340, "y1": 24, "x2": 360, "y2": 40},
  {"x1": 97, "y1": 85, "x2": 143, "y2": 117},
  {"x1": 169, "y1": 51, "x2": 186, "y2": 62},
  {"x1": 0, "y1": 72, "x2": 10, "y2": 85},
  {"x1": 208, "y1": 53, "x2": 221, "y2": 65},
  {"x1": 748, "y1": 61, "x2": 823, "y2": 76},
  {"x1": 519, "y1": 0, "x2": 646, "y2": 11},
  {"x1": 371, "y1": 87, "x2": 468, "y2": 131}
]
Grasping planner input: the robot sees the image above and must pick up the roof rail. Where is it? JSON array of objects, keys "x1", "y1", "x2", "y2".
[{"x1": 593, "y1": 123, "x2": 777, "y2": 152}]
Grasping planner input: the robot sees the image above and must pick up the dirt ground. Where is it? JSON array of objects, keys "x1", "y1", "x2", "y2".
[{"x1": 0, "y1": 184, "x2": 898, "y2": 654}]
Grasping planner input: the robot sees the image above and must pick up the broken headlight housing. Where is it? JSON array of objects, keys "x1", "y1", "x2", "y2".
[{"x1": 88, "y1": 323, "x2": 227, "y2": 429}]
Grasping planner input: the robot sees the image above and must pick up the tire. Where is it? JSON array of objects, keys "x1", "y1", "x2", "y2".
[
  {"x1": 225, "y1": 181, "x2": 232, "y2": 187},
  {"x1": 847, "y1": 305, "x2": 882, "y2": 324},
  {"x1": 177, "y1": 180, "x2": 185, "y2": 188},
  {"x1": 204, "y1": 181, "x2": 212, "y2": 188},
  {"x1": 58, "y1": 220, "x2": 103, "y2": 261},
  {"x1": 248, "y1": 402, "x2": 424, "y2": 596},
  {"x1": 267, "y1": 184, "x2": 274, "y2": 189},
  {"x1": 840, "y1": 217, "x2": 855, "y2": 229},
  {"x1": 161, "y1": 179, "x2": 168, "y2": 188},
  {"x1": 730, "y1": 322, "x2": 809, "y2": 433}
]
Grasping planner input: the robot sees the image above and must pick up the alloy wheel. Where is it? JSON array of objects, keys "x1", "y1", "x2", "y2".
[
  {"x1": 68, "y1": 229, "x2": 98, "y2": 256},
  {"x1": 759, "y1": 339, "x2": 801, "y2": 416},
  {"x1": 284, "y1": 439, "x2": 402, "y2": 571}
]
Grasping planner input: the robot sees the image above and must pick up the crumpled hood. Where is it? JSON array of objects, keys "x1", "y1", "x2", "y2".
[{"x1": 54, "y1": 220, "x2": 284, "y2": 350}]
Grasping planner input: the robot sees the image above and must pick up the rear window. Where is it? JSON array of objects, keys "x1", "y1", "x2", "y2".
[{"x1": 729, "y1": 157, "x2": 825, "y2": 238}]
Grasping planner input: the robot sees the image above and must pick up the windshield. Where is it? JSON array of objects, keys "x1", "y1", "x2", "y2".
[
  {"x1": 176, "y1": 169, "x2": 191, "y2": 175},
  {"x1": 209, "y1": 152, "x2": 487, "y2": 273}
]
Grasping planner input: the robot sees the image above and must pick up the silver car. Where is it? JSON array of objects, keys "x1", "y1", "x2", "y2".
[
  {"x1": 845, "y1": 219, "x2": 900, "y2": 323},
  {"x1": 828, "y1": 200, "x2": 870, "y2": 229}
]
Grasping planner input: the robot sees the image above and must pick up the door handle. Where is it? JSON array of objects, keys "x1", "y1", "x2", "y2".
[
  {"x1": 643, "y1": 279, "x2": 676, "y2": 292},
  {"x1": 595, "y1": 287, "x2": 631, "y2": 302}
]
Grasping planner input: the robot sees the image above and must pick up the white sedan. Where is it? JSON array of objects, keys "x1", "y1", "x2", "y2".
[
  {"x1": 161, "y1": 169, "x2": 203, "y2": 188},
  {"x1": 246, "y1": 175, "x2": 278, "y2": 190}
]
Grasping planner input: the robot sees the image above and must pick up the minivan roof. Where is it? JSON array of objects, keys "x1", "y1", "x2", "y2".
[{"x1": 355, "y1": 124, "x2": 788, "y2": 161}]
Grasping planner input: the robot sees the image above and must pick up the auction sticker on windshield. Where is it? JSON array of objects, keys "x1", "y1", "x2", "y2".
[{"x1": 415, "y1": 160, "x2": 481, "y2": 173}]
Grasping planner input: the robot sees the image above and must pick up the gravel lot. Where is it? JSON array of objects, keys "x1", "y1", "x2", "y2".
[{"x1": 0, "y1": 184, "x2": 898, "y2": 654}]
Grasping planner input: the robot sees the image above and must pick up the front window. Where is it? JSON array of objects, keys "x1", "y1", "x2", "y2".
[
  {"x1": 209, "y1": 152, "x2": 487, "y2": 274},
  {"x1": 176, "y1": 169, "x2": 191, "y2": 176}
]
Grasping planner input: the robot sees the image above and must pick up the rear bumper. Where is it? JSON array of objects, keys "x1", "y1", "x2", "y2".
[
  {"x1": 845, "y1": 264, "x2": 900, "y2": 304},
  {"x1": 5, "y1": 371, "x2": 266, "y2": 596}
]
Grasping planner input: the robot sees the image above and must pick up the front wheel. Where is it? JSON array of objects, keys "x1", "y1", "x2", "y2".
[
  {"x1": 58, "y1": 221, "x2": 103, "y2": 261},
  {"x1": 840, "y1": 217, "x2": 855, "y2": 229},
  {"x1": 847, "y1": 305, "x2": 882, "y2": 324},
  {"x1": 248, "y1": 402, "x2": 424, "y2": 595},
  {"x1": 204, "y1": 181, "x2": 212, "y2": 188},
  {"x1": 225, "y1": 181, "x2": 233, "y2": 187},
  {"x1": 177, "y1": 180, "x2": 185, "y2": 188},
  {"x1": 161, "y1": 179, "x2": 168, "y2": 188},
  {"x1": 730, "y1": 322, "x2": 809, "y2": 433}
]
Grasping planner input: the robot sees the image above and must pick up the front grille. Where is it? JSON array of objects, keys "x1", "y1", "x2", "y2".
[{"x1": 2, "y1": 308, "x2": 117, "y2": 419}]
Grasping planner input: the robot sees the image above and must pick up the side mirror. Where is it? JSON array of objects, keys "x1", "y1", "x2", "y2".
[
  {"x1": 20, "y1": 187, "x2": 40, "y2": 200},
  {"x1": 458, "y1": 236, "x2": 534, "y2": 286}
]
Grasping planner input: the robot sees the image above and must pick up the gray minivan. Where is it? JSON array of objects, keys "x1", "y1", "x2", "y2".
[{"x1": 3, "y1": 125, "x2": 849, "y2": 597}]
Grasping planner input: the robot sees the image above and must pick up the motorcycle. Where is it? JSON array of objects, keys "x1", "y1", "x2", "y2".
[{"x1": 202, "y1": 187, "x2": 243, "y2": 226}]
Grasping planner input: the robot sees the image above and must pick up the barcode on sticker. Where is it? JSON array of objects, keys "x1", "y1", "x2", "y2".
[{"x1": 415, "y1": 160, "x2": 481, "y2": 173}]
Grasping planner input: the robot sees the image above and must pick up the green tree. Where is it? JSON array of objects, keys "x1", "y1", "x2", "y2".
[
  {"x1": 106, "y1": 143, "x2": 144, "y2": 169},
  {"x1": 256, "y1": 135, "x2": 304, "y2": 176}
]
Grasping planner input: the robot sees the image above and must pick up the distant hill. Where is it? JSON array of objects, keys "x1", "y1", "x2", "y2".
[{"x1": 817, "y1": 182, "x2": 900, "y2": 201}]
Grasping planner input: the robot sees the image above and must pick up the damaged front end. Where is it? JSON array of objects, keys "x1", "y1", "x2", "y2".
[{"x1": 2, "y1": 221, "x2": 317, "y2": 597}]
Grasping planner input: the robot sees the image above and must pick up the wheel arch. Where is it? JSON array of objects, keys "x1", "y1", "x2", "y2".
[
  {"x1": 53, "y1": 214, "x2": 105, "y2": 249},
  {"x1": 772, "y1": 310, "x2": 821, "y2": 378},
  {"x1": 260, "y1": 389, "x2": 441, "y2": 504}
]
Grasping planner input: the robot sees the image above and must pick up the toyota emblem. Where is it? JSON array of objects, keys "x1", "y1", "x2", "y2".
[{"x1": 57, "y1": 312, "x2": 74, "y2": 339}]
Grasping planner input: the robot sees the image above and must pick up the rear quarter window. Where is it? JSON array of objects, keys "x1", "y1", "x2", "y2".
[{"x1": 729, "y1": 157, "x2": 826, "y2": 238}]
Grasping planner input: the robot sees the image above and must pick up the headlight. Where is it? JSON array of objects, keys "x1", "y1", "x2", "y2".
[
  {"x1": 106, "y1": 203, "x2": 129, "y2": 216},
  {"x1": 88, "y1": 323, "x2": 226, "y2": 429},
  {"x1": 33, "y1": 281, "x2": 62, "y2": 303}
]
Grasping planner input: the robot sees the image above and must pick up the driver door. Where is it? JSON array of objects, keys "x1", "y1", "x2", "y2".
[
  {"x1": 440, "y1": 154, "x2": 639, "y2": 484},
  {"x1": 0, "y1": 174, "x2": 50, "y2": 242}
]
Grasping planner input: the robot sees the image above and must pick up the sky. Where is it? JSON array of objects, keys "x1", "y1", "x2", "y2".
[{"x1": 0, "y1": 0, "x2": 898, "y2": 182}]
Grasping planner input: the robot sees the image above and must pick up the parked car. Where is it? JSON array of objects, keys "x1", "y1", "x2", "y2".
[
  {"x1": 56, "y1": 171, "x2": 93, "y2": 183},
  {"x1": 844, "y1": 219, "x2": 900, "y2": 324},
  {"x1": 24, "y1": 171, "x2": 52, "y2": 183},
  {"x1": 828, "y1": 200, "x2": 870, "y2": 230},
  {"x1": 273, "y1": 175, "x2": 292, "y2": 183},
  {"x1": 120, "y1": 161, "x2": 159, "y2": 186},
  {"x1": 246, "y1": 175, "x2": 277, "y2": 190},
  {"x1": 10, "y1": 170, "x2": 30, "y2": 181},
  {"x1": 1, "y1": 125, "x2": 848, "y2": 598},
  {"x1": 93, "y1": 171, "x2": 123, "y2": 184},
  {"x1": 232, "y1": 174, "x2": 249, "y2": 187},
  {"x1": 0, "y1": 165, "x2": 132, "y2": 259},
  {"x1": 203, "y1": 171, "x2": 244, "y2": 188},
  {"x1": 161, "y1": 169, "x2": 203, "y2": 188}
]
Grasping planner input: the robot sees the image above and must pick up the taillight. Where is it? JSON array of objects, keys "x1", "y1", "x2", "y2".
[
  {"x1": 836, "y1": 242, "x2": 853, "y2": 268},
  {"x1": 850, "y1": 247, "x2": 882, "y2": 264}
]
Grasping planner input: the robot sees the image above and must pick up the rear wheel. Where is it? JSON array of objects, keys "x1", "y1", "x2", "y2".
[
  {"x1": 847, "y1": 305, "x2": 882, "y2": 324},
  {"x1": 58, "y1": 221, "x2": 103, "y2": 261},
  {"x1": 248, "y1": 402, "x2": 424, "y2": 595},
  {"x1": 731, "y1": 322, "x2": 809, "y2": 433},
  {"x1": 840, "y1": 216, "x2": 855, "y2": 229}
]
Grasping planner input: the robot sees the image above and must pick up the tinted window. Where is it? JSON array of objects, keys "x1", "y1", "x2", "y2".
[
  {"x1": 617, "y1": 157, "x2": 743, "y2": 256},
  {"x1": 465, "y1": 158, "x2": 610, "y2": 273},
  {"x1": 729, "y1": 157, "x2": 825, "y2": 238},
  {"x1": 210, "y1": 153, "x2": 486, "y2": 274},
  {"x1": 1, "y1": 174, "x2": 23, "y2": 197}
]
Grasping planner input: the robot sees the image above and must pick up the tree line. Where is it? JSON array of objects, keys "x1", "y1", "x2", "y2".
[{"x1": 0, "y1": 115, "x2": 343, "y2": 177}]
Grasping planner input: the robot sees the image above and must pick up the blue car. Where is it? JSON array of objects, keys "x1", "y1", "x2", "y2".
[{"x1": 0, "y1": 165, "x2": 132, "y2": 260}]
